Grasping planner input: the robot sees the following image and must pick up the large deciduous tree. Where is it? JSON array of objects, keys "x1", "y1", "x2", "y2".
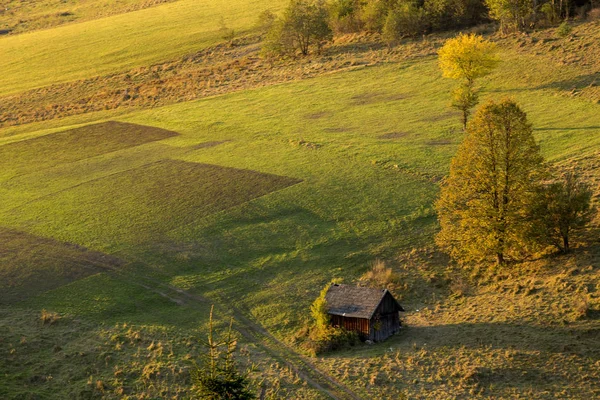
[
  {"x1": 435, "y1": 99, "x2": 544, "y2": 265},
  {"x1": 438, "y1": 33, "x2": 499, "y2": 129}
]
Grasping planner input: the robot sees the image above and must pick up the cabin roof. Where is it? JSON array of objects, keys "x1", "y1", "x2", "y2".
[{"x1": 324, "y1": 284, "x2": 404, "y2": 319}]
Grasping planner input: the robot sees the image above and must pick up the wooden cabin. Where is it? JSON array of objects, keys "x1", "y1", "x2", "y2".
[{"x1": 325, "y1": 284, "x2": 404, "y2": 342}]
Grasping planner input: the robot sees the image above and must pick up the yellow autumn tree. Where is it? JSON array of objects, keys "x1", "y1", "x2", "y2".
[
  {"x1": 435, "y1": 99, "x2": 544, "y2": 265},
  {"x1": 438, "y1": 33, "x2": 499, "y2": 129},
  {"x1": 310, "y1": 283, "x2": 330, "y2": 335}
]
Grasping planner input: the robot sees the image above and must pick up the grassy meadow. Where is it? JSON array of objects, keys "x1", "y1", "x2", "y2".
[
  {"x1": 0, "y1": 0, "x2": 286, "y2": 96},
  {"x1": 1, "y1": 1, "x2": 599, "y2": 398},
  {"x1": 0, "y1": 0, "x2": 178, "y2": 34}
]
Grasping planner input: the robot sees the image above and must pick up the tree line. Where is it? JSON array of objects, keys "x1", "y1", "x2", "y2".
[{"x1": 258, "y1": 0, "x2": 596, "y2": 57}]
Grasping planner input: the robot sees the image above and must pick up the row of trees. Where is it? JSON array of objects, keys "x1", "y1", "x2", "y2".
[{"x1": 259, "y1": 0, "x2": 592, "y2": 56}]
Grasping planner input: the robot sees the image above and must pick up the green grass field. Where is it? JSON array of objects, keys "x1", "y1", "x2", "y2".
[
  {"x1": 0, "y1": 228, "x2": 120, "y2": 304},
  {"x1": 0, "y1": 0, "x2": 286, "y2": 96},
  {"x1": 1, "y1": 3, "x2": 599, "y2": 398},
  {"x1": 0, "y1": 0, "x2": 178, "y2": 34}
]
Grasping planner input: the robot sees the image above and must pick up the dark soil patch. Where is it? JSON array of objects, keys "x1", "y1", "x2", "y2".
[
  {"x1": 378, "y1": 132, "x2": 409, "y2": 139},
  {"x1": 324, "y1": 127, "x2": 352, "y2": 133},
  {"x1": 0, "y1": 228, "x2": 123, "y2": 304},
  {"x1": 427, "y1": 139, "x2": 452, "y2": 146},
  {"x1": 350, "y1": 92, "x2": 380, "y2": 105},
  {"x1": 0, "y1": 121, "x2": 178, "y2": 176},
  {"x1": 191, "y1": 140, "x2": 230, "y2": 150},
  {"x1": 385, "y1": 93, "x2": 411, "y2": 101},
  {"x1": 586, "y1": 309, "x2": 600, "y2": 320},
  {"x1": 305, "y1": 111, "x2": 333, "y2": 120}
]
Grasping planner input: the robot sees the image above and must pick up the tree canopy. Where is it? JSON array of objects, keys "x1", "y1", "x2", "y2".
[
  {"x1": 263, "y1": 0, "x2": 332, "y2": 56},
  {"x1": 435, "y1": 98, "x2": 544, "y2": 265},
  {"x1": 438, "y1": 33, "x2": 499, "y2": 84},
  {"x1": 438, "y1": 33, "x2": 499, "y2": 128},
  {"x1": 530, "y1": 172, "x2": 595, "y2": 253}
]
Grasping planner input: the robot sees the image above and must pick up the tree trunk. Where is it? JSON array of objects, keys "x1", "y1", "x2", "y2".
[
  {"x1": 496, "y1": 252, "x2": 504, "y2": 265},
  {"x1": 562, "y1": 235, "x2": 570, "y2": 252}
]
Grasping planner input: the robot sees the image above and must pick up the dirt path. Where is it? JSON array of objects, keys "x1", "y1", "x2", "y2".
[{"x1": 95, "y1": 263, "x2": 362, "y2": 400}]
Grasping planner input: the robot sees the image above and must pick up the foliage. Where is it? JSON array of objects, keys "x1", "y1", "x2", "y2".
[
  {"x1": 439, "y1": 33, "x2": 499, "y2": 128},
  {"x1": 359, "y1": 0, "x2": 391, "y2": 32},
  {"x1": 359, "y1": 259, "x2": 400, "y2": 288},
  {"x1": 262, "y1": 18, "x2": 297, "y2": 57},
  {"x1": 557, "y1": 20, "x2": 573, "y2": 37},
  {"x1": 327, "y1": 0, "x2": 364, "y2": 33},
  {"x1": 382, "y1": 2, "x2": 429, "y2": 45},
  {"x1": 191, "y1": 306, "x2": 255, "y2": 399},
  {"x1": 438, "y1": 33, "x2": 499, "y2": 85},
  {"x1": 303, "y1": 281, "x2": 359, "y2": 355},
  {"x1": 310, "y1": 283, "x2": 331, "y2": 334},
  {"x1": 540, "y1": 0, "x2": 578, "y2": 25},
  {"x1": 263, "y1": 0, "x2": 332, "y2": 57},
  {"x1": 305, "y1": 326, "x2": 360, "y2": 355},
  {"x1": 541, "y1": 2, "x2": 559, "y2": 24},
  {"x1": 424, "y1": 0, "x2": 488, "y2": 29},
  {"x1": 450, "y1": 82, "x2": 479, "y2": 129},
  {"x1": 530, "y1": 172, "x2": 594, "y2": 253},
  {"x1": 255, "y1": 10, "x2": 277, "y2": 34},
  {"x1": 40, "y1": 309, "x2": 61, "y2": 325},
  {"x1": 435, "y1": 99, "x2": 545, "y2": 265},
  {"x1": 485, "y1": 0, "x2": 535, "y2": 32},
  {"x1": 330, "y1": 0, "x2": 489, "y2": 37}
]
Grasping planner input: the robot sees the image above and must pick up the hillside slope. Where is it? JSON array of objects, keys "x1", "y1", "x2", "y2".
[
  {"x1": 0, "y1": 10, "x2": 599, "y2": 400},
  {"x1": 0, "y1": 0, "x2": 286, "y2": 96},
  {"x1": 0, "y1": 0, "x2": 178, "y2": 34}
]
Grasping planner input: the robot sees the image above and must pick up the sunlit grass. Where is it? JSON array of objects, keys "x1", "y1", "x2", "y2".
[
  {"x1": 0, "y1": 0, "x2": 286, "y2": 96},
  {"x1": 0, "y1": 24, "x2": 598, "y2": 398}
]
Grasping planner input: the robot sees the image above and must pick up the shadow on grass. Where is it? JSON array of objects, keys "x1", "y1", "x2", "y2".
[
  {"x1": 534, "y1": 73, "x2": 600, "y2": 91},
  {"x1": 487, "y1": 72, "x2": 599, "y2": 94},
  {"x1": 398, "y1": 321, "x2": 600, "y2": 356},
  {"x1": 534, "y1": 126, "x2": 600, "y2": 131}
]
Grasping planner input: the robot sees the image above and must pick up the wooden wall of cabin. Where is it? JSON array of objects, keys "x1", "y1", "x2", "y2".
[
  {"x1": 370, "y1": 312, "x2": 400, "y2": 342},
  {"x1": 375, "y1": 292, "x2": 402, "y2": 315},
  {"x1": 330, "y1": 315, "x2": 370, "y2": 338},
  {"x1": 330, "y1": 313, "x2": 400, "y2": 341}
]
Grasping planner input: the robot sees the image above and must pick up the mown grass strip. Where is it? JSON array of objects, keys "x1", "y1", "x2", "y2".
[{"x1": 0, "y1": 121, "x2": 178, "y2": 180}]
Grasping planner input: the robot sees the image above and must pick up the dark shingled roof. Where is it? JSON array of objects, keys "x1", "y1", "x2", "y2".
[{"x1": 324, "y1": 284, "x2": 404, "y2": 319}]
